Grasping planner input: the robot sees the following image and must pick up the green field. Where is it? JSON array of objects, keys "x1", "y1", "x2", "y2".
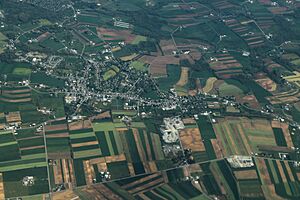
[
  {"x1": 12, "y1": 67, "x2": 32, "y2": 76},
  {"x1": 107, "y1": 161, "x2": 130, "y2": 179},
  {"x1": 196, "y1": 116, "x2": 216, "y2": 159},
  {"x1": 131, "y1": 35, "x2": 147, "y2": 45},
  {"x1": 112, "y1": 110, "x2": 137, "y2": 116},
  {"x1": 46, "y1": 137, "x2": 70, "y2": 154},
  {"x1": 3, "y1": 167, "x2": 49, "y2": 198},
  {"x1": 243, "y1": 79, "x2": 272, "y2": 104},
  {"x1": 239, "y1": 179, "x2": 263, "y2": 197},
  {"x1": 103, "y1": 70, "x2": 117, "y2": 81},
  {"x1": 73, "y1": 149, "x2": 101, "y2": 159},
  {"x1": 157, "y1": 64, "x2": 181, "y2": 91},
  {"x1": 129, "y1": 61, "x2": 147, "y2": 71},
  {"x1": 272, "y1": 128, "x2": 287, "y2": 147},
  {"x1": 73, "y1": 159, "x2": 86, "y2": 186},
  {"x1": 95, "y1": 131, "x2": 111, "y2": 156},
  {"x1": 0, "y1": 32, "x2": 7, "y2": 53},
  {"x1": 30, "y1": 72, "x2": 65, "y2": 88},
  {"x1": 219, "y1": 82, "x2": 244, "y2": 96},
  {"x1": 0, "y1": 130, "x2": 20, "y2": 162},
  {"x1": 92, "y1": 122, "x2": 115, "y2": 132}
]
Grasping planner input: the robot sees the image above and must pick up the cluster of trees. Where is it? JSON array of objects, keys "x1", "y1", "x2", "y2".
[{"x1": 0, "y1": 1, "x2": 62, "y2": 24}]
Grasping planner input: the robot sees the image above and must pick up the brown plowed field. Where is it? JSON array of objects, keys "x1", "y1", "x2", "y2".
[{"x1": 179, "y1": 128, "x2": 205, "y2": 152}]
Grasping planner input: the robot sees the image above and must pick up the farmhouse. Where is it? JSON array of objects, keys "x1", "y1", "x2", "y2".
[
  {"x1": 227, "y1": 155, "x2": 254, "y2": 168},
  {"x1": 22, "y1": 176, "x2": 35, "y2": 186}
]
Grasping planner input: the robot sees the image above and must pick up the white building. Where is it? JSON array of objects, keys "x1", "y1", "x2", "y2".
[
  {"x1": 227, "y1": 155, "x2": 254, "y2": 168},
  {"x1": 161, "y1": 117, "x2": 184, "y2": 143}
]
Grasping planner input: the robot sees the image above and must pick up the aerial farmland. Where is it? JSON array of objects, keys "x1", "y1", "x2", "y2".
[{"x1": 0, "y1": 0, "x2": 300, "y2": 199}]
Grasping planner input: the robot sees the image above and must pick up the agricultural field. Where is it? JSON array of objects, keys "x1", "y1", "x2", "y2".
[
  {"x1": 1, "y1": 0, "x2": 300, "y2": 199},
  {"x1": 71, "y1": 134, "x2": 101, "y2": 159},
  {"x1": 143, "y1": 56, "x2": 180, "y2": 78},
  {"x1": 212, "y1": 117, "x2": 290, "y2": 157},
  {"x1": 283, "y1": 71, "x2": 300, "y2": 88},
  {"x1": 54, "y1": 156, "x2": 300, "y2": 200},
  {"x1": 104, "y1": 165, "x2": 204, "y2": 200},
  {"x1": 202, "y1": 77, "x2": 218, "y2": 93},
  {"x1": 45, "y1": 118, "x2": 71, "y2": 159},
  {"x1": 0, "y1": 128, "x2": 48, "y2": 198},
  {"x1": 267, "y1": 86, "x2": 300, "y2": 105},
  {"x1": 156, "y1": 64, "x2": 181, "y2": 91},
  {"x1": 175, "y1": 67, "x2": 189, "y2": 96},
  {"x1": 40, "y1": 119, "x2": 171, "y2": 189},
  {"x1": 255, "y1": 76, "x2": 277, "y2": 92},
  {"x1": 282, "y1": 53, "x2": 300, "y2": 67},
  {"x1": 207, "y1": 53, "x2": 244, "y2": 79},
  {"x1": 255, "y1": 158, "x2": 300, "y2": 199},
  {"x1": 196, "y1": 116, "x2": 218, "y2": 160},
  {"x1": 3, "y1": 167, "x2": 49, "y2": 198},
  {"x1": 0, "y1": 86, "x2": 32, "y2": 104}
]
